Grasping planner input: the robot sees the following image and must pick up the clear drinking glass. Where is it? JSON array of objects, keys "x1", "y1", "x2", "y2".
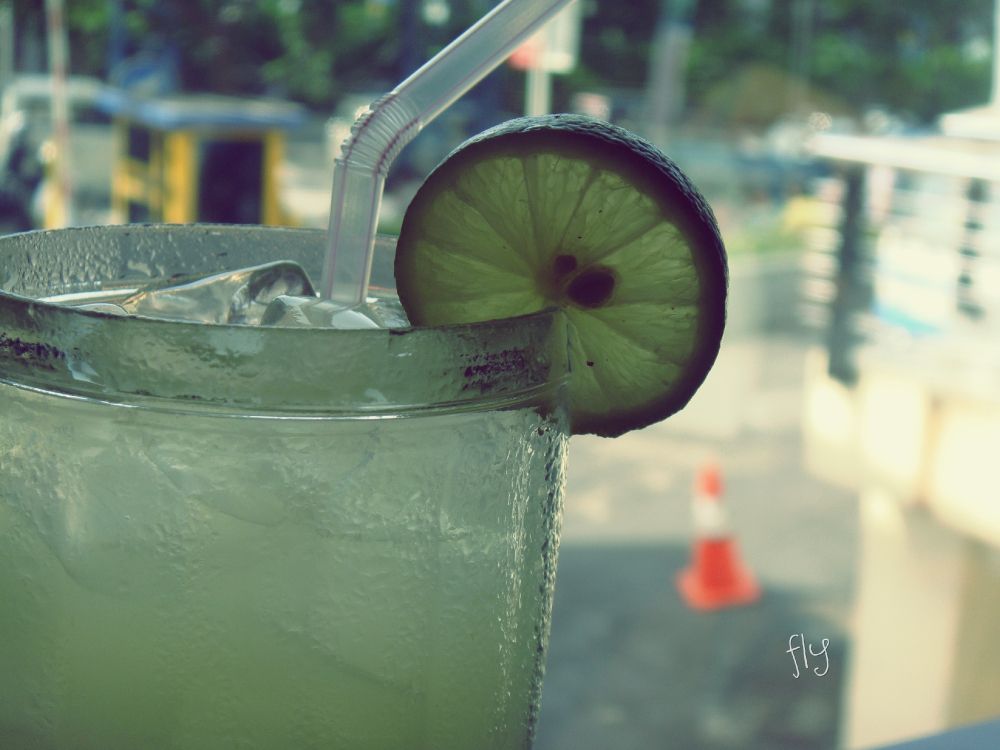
[{"x1": 0, "y1": 224, "x2": 570, "y2": 749}]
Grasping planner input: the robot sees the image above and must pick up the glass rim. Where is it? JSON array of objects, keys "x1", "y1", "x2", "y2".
[{"x1": 0, "y1": 224, "x2": 569, "y2": 417}]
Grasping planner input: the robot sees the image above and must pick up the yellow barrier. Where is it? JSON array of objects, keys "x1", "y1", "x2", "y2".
[{"x1": 100, "y1": 92, "x2": 305, "y2": 226}]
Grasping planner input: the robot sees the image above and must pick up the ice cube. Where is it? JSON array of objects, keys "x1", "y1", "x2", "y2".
[
  {"x1": 360, "y1": 295, "x2": 411, "y2": 328},
  {"x1": 259, "y1": 295, "x2": 381, "y2": 329},
  {"x1": 76, "y1": 302, "x2": 129, "y2": 315},
  {"x1": 119, "y1": 261, "x2": 316, "y2": 325}
]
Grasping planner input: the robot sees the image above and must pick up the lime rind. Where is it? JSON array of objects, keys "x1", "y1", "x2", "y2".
[{"x1": 396, "y1": 114, "x2": 727, "y2": 437}]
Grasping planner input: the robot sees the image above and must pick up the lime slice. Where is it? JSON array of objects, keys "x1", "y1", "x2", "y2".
[{"x1": 395, "y1": 114, "x2": 727, "y2": 437}]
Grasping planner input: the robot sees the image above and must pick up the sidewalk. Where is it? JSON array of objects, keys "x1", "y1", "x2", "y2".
[{"x1": 536, "y1": 333, "x2": 857, "y2": 749}]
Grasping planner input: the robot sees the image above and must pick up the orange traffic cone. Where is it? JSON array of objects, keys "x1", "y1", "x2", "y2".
[{"x1": 676, "y1": 463, "x2": 761, "y2": 611}]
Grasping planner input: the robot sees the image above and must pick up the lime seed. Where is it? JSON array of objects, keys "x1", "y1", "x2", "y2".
[
  {"x1": 553, "y1": 254, "x2": 577, "y2": 277},
  {"x1": 566, "y1": 266, "x2": 616, "y2": 308}
]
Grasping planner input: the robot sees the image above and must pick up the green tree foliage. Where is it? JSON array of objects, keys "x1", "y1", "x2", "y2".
[
  {"x1": 8, "y1": 0, "x2": 995, "y2": 124},
  {"x1": 576, "y1": 1, "x2": 659, "y2": 88},
  {"x1": 688, "y1": 0, "x2": 993, "y2": 125},
  {"x1": 136, "y1": 0, "x2": 400, "y2": 106},
  {"x1": 11, "y1": 0, "x2": 400, "y2": 108}
]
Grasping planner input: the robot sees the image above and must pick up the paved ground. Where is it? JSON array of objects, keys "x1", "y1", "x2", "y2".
[{"x1": 535, "y1": 333, "x2": 858, "y2": 749}]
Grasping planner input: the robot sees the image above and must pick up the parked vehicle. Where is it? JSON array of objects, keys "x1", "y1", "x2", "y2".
[{"x1": 0, "y1": 74, "x2": 112, "y2": 232}]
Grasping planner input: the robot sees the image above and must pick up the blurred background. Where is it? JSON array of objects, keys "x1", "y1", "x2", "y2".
[{"x1": 3, "y1": 1, "x2": 1000, "y2": 748}]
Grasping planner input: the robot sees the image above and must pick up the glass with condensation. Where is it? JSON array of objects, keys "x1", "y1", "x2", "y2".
[{"x1": 0, "y1": 224, "x2": 569, "y2": 749}]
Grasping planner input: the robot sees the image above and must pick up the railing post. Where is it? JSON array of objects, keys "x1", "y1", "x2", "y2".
[{"x1": 827, "y1": 165, "x2": 866, "y2": 385}]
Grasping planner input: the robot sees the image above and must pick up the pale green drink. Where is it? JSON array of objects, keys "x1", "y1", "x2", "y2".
[{"x1": 0, "y1": 225, "x2": 569, "y2": 749}]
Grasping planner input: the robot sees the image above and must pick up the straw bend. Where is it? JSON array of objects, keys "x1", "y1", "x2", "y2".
[
  {"x1": 321, "y1": 0, "x2": 578, "y2": 305},
  {"x1": 340, "y1": 93, "x2": 423, "y2": 176}
]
